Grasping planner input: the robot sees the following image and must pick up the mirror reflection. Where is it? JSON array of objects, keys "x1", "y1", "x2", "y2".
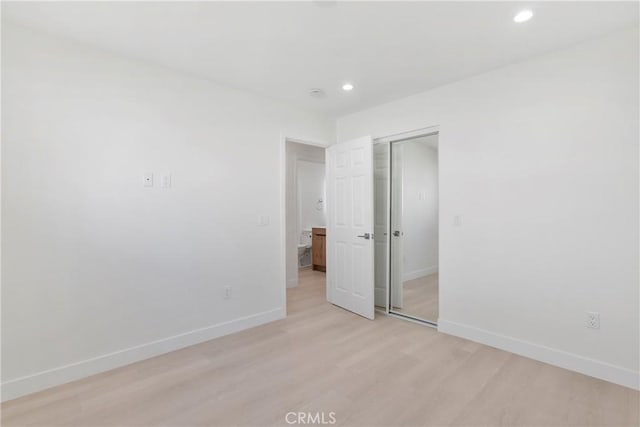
[{"x1": 390, "y1": 134, "x2": 439, "y2": 323}]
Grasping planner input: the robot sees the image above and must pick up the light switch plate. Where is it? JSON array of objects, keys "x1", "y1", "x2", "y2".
[{"x1": 162, "y1": 174, "x2": 172, "y2": 188}]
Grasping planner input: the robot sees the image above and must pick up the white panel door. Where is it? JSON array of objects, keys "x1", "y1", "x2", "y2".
[{"x1": 326, "y1": 136, "x2": 375, "y2": 320}]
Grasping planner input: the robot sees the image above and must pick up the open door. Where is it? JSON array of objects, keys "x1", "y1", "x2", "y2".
[{"x1": 326, "y1": 136, "x2": 375, "y2": 320}]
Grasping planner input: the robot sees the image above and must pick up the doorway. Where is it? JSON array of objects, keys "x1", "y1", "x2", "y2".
[
  {"x1": 284, "y1": 140, "x2": 328, "y2": 314},
  {"x1": 282, "y1": 131, "x2": 438, "y2": 323}
]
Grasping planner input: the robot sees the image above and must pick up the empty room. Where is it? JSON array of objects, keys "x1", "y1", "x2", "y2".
[{"x1": 1, "y1": 1, "x2": 638, "y2": 426}]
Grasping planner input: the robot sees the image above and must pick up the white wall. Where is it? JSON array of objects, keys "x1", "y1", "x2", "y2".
[
  {"x1": 338, "y1": 27, "x2": 639, "y2": 388},
  {"x1": 1, "y1": 23, "x2": 335, "y2": 400},
  {"x1": 399, "y1": 139, "x2": 438, "y2": 280},
  {"x1": 285, "y1": 142, "x2": 325, "y2": 287},
  {"x1": 297, "y1": 160, "x2": 326, "y2": 236}
]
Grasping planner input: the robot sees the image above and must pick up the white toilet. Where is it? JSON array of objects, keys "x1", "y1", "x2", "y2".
[{"x1": 297, "y1": 230, "x2": 312, "y2": 267}]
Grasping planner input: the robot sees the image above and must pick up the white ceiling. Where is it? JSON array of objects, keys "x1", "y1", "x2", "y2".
[{"x1": 3, "y1": 1, "x2": 638, "y2": 118}]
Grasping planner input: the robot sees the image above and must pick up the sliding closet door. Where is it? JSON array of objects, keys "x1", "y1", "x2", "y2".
[
  {"x1": 389, "y1": 134, "x2": 440, "y2": 324},
  {"x1": 390, "y1": 144, "x2": 404, "y2": 309}
]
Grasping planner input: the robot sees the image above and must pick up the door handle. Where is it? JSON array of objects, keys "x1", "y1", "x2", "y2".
[
  {"x1": 357, "y1": 233, "x2": 371, "y2": 240},
  {"x1": 393, "y1": 230, "x2": 401, "y2": 237}
]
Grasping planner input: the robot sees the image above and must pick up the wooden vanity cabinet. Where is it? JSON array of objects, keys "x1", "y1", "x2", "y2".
[{"x1": 312, "y1": 227, "x2": 326, "y2": 272}]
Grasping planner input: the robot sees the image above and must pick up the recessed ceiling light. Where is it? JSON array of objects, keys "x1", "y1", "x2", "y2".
[
  {"x1": 342, "y1": 83, "x2": 354, "y2": 91},
  {"x1": 513, "y1": 10, "x2": 533, "y2": 23}
]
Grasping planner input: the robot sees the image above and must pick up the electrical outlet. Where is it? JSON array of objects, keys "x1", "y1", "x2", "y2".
[
  {"x1": 258, "y1": 215, "x2": 270, "y2": 226},
  {"x1": 587, "y1": 312, "x2": 600, "y2": 329},
  {"x1": 224, "y1": 286, "x2": 232, "y2": 300}
]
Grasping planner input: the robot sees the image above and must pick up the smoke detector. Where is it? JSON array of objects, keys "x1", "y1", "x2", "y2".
[{"x1": 308, "y1": 88, "x2": 326, "y2": 98}]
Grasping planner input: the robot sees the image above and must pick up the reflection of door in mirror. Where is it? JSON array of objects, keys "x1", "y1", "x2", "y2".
[
  {"x1": 389, "y1": 133, "x2": 439, "y2": 324},
  {"x1": 390, "y1": 143, "x2": 404, "y2": 310}
]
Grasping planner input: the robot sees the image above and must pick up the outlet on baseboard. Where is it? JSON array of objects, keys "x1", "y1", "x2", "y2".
[
  {"x1": 587, "y1": 312, "x2": 600, "y2": 329},
  {"x1": 224, "y1": 286, "x2": 232, "y2": 300}
]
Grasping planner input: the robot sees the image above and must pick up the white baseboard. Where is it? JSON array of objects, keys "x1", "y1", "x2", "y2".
[
  {"x1": 438, "y1": 319, "x2": 640, "y2": 390},
  {"x1": 1, "y1": 307, "x2": 285, "y2": 402},
  {"x1": 287, "y1": 278, "x2": 298, "y2": 288},
  {"x1": 403, "y1": 265, "x2": 438, "y2": 281}
]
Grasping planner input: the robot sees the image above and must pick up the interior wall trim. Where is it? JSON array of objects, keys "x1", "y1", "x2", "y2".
[
  {"x1": 1, "y1": 307, "x2": 285, "y2": 402},
  {"x1": 375, "y1": 125, "x2": 440, "y2": 144},
  {"x1": 438, "y1": 319, "x2": 640, "y2": 390}
]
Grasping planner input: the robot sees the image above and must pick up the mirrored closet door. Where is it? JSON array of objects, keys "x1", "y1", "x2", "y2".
[{"x1": 389, "y1": 133, "x2": 439, "y2": 324}]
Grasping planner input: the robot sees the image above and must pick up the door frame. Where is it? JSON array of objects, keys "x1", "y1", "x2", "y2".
[
  {"x1": 280, "y1": 135, "x2": 331, "y2": 318},
  {"x1": 373, "y1": 125, "x2": 440, "y2": 326}
]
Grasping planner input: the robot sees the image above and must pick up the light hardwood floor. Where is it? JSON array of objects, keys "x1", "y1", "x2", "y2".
[
  {"x1": 393, "y1": 273, "x2": 439, "y2": 322},
  {"x1": 2, "y1": 269, "x2": 638, "y2": 426}
]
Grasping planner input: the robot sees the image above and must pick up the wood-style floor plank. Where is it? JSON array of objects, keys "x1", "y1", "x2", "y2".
[
  {"x1": 393, "y1": 273, "x2": 439, "y2": 322},
  {"x1": 2, "y1": 269, "x2": 638, "y2": 426}
]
